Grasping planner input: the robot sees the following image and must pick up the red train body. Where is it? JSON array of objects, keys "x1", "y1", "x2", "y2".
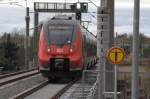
[{"x1": 38, "y1": 16, "x2": 97, "y2": 79}]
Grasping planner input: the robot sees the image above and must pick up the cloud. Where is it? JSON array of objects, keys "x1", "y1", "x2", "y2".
[
  {"x1": 0, "y1": 5, "x2": 26, "y2": 33},
  {"x1": 115, "y1": 0, "x2": 150, "y2": 9},
  {"x1": 0, "y1": 1, "x2": 149, "y2": 37},
  {"x1": 115, "y1": 8, "x2": 150, "y2": 36}
]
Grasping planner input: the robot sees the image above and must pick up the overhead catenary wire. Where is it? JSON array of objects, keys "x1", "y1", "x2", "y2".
[
  {"x1": 87, "y1": 0, "x2": 98, "y2": 7},
  {"x1": 1, "y1": 0, "x2": 97, "y2": 34}
]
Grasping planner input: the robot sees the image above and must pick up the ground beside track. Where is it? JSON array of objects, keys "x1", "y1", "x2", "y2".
[
  {"x1": 0, "y1": 74, "x2": 46, "y2": 99},
  {"x1": 24, "y1": 84, "x2": 66, "y2": 99}
]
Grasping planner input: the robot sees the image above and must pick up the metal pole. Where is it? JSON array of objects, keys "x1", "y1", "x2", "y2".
[
  {"x1": 26, "y1": 7, "x2": 30, "y2": 36},
  {"x1": 131, "y1": 0, "x2": 140, "y2": 99},
  {"x1": 34, "y1": 11, "x2": 39, "y2": 67},
  {"x1": 97, "y1": 1, "x2": 107, "y2": 99},
  {"x1": 114, "y1": 64, "x2": 117, "y2": 99},
  {"x1": 25, "y1": 7, "x2": 30, "y2": 69},
  {"x1": 114, "y1": 32, "x2": 117, "y2": 99}
]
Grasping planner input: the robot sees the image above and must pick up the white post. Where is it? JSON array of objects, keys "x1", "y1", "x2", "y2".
[{"x1": 114, "y1": 64, "x2": 117, "y2": 99}]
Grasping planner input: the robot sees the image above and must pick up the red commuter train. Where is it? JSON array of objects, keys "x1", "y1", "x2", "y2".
[{"x1": 38, "y1": 15, "x2": 97, "y2": 80}]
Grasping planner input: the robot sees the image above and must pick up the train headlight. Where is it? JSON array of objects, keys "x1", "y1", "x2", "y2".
[
  {"x1": 47, "y1": 48, "x2": 50, "y2": 52},
  {"x1": 70, "y1": 48, "x2": 73, "y2": 52}
]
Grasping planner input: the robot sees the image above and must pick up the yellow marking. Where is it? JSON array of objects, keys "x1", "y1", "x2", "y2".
[{"x1": 107, "y1": 47, "x2": 125, "y2": 64}]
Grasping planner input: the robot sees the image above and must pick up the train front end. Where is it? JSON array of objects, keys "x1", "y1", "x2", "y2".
[{"x1": 38, "y1": 19, "x2": 83, "y2": 78}]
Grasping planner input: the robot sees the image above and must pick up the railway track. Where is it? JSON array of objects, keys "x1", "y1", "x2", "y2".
[
  {"x1": 0, "y1": 69, "x2": 37, "y2": 79},
  {"x1": 0, "y1": 69, "x2": 39, "y2": 87},
  {"x1": 51, "y1": 79, "x2": 78, "y2": 99},
  {"x1": 10, "y1": 78, "x2": 78, "y2": 99}
]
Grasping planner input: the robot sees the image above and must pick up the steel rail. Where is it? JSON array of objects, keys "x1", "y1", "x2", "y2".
[
  {"x1": 0, "y1": 68, "x2": 37, "y2": 79},
  {"x1": 0, "y1": 70, "x2": 39, "y2": 86},
  {"x1": 9, "y1": 80, "x2": 48, "y2": 99},
  {"x1": 9, "y1": 78, "x2": 78, "y2": 99},
  {"x1": 51, "y1": 78, "x2": 78, "y2": 99}
]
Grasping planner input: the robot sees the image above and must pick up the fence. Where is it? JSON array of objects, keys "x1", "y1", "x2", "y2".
[
  {"x1": 83, "y1": 70, "x2": 150, "y2": 99},
  {"x1": 118, "y1": 72, "x2": 150, "y2": 99}
]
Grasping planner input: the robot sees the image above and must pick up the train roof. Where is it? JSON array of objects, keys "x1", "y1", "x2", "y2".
[
  {"x1": 43, "y1": 15, "x2": 96, "y2": 39},
  {"x1": 43, "y1": 15, "x2": 76, "y2": 24}
]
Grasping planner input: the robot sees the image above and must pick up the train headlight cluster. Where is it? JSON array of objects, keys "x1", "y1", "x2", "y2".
[
  {"x1": 47, "y1": 48, "x2": 51, "y2": 52},
  {"x1": 70, "y1": 48, "x2": 73, "y2": 52}
]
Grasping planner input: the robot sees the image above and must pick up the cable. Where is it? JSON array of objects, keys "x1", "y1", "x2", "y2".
[
  {"x1": 87, "y1": 0, "x2": 98, "y2": 7},
  {"x1": 25, "y1": 0, "x2": 27, "y2": 7},
  {"x1": 92, "y1": 0, "x2": 99, "y2": 2},
  {"x1": 88, "y1": 12, "x2": 96, "y2": 18},
  {"x1": 0, "y1": 2, "x2": 18, "y2": 4},
  {"x1": 10, "y1": 3, "x2": 26, "y2": 8}
]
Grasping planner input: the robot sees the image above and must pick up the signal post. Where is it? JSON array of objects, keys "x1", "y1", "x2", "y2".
[{"x1": 107, "y1": 47, "x2": 125, "y2": 99}]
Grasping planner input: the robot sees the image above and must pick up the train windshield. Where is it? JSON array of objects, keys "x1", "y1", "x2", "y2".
[{"x1": 47, "y1": 22, "x2": 77, "y2": 47}]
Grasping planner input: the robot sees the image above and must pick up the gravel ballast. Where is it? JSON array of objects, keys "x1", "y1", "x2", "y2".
[{"x1": 0, "y1": 74, "x2": 46, "y2": 99}]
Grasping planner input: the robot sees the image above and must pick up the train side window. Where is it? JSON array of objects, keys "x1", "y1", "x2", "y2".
[
  {"x1": 101, "y1": 40, "x2": 103, "y2": 44},
  {"x1": 101, "y1": 48, "x2": 103, "y2": 52},
  {"x1": 101, "y1": 31, "x2": 103, "y2": 37},
  {"x1": 101, "y1": 17, "x2": 104, "y2": 22},
  {"x1": 101, "y1": 25, "x2": 103, "y2": 29},
  {"x1": 83, "y1": 35, "x2": 86, "y2": 40},
  {"x1": 83, "y1": 35, "x2": 86, "y2": 48},
  {"x1": 83, "y1": 35, "x2": 86, "y2": 43}
]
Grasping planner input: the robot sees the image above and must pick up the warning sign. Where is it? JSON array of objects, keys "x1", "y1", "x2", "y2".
[{"x1": 107, "y1": 47, "x2": 125, "y2": 64}]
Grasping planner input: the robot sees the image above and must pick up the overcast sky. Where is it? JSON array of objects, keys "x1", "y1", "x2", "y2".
[{"x1": 0, "y1": 0, "x2": 150, "y2": 36}]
